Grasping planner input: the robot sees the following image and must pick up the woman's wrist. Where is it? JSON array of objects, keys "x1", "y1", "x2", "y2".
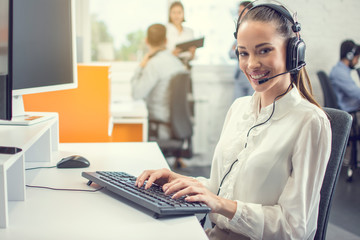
[{"x1": 217, "y1": 197, "x2": 237, "y2": 219}]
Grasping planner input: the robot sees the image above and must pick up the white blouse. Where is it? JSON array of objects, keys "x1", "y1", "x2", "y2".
[
  {"x1": 166, "y1": 23, "x2": 194, "y2": 60},
  {"x1": 197, "y1": 86, "x2": 332, "y2": 240}
]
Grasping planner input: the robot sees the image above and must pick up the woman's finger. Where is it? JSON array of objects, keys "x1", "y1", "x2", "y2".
[
  {"x1": 145, "y1": 171, "x2": 164, "y2": 189},
  {"x1": 172, "y1": 185, "x2": 203, "y2": 199},
  {"x1": 135, "y1": 170, "x2": 152, "y2": 187}
]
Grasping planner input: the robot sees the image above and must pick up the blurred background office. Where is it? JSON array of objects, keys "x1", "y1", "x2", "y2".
[{"x1": 74, "y1": 0, "x2": 360, "y2": 238}]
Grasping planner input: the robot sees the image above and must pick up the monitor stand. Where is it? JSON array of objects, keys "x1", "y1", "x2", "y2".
[{"x1": 0, "y1": 95, "x2": 56, "y2": 126}]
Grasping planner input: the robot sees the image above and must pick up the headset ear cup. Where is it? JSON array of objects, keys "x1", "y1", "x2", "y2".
[
  {"x1": 347, "y1": 51, "x2": 354, "y2": 61},
  {"x1": 286, "y1": 37, "x2": 306, "y2": 72},
  {"x1": 286, "y1": 37, "x2": 297, "y2": 70}
]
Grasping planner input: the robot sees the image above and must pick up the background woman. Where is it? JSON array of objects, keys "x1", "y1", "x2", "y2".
[{"x1": 166, "y1": 1, "x2": 196, "y2": 68}]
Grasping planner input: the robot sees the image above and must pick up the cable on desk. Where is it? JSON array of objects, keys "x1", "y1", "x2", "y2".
[
  {"x1": 25, "y1": 166, "x2": 57, "y2": 170},
  {"x1": 26, "y1": 184, "x2": 104, "y2": 192}
]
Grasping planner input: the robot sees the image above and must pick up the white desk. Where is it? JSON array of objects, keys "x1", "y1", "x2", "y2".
[
  {"x1": 0, "y1": 113, "x2": 59, "y2": 228},
  {"x1": 0, "y1": 142, "x2": 208, "y2": 240},
  {"x1": 110, "y1": 99, "x2": 148, "y2": 141}
]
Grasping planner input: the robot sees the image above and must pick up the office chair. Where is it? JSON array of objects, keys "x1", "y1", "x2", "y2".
[
  {"x1": 314, "y1": 107, "x2": 352, "y2": 240},
  {"x1": 317, "y1": 71, "x2": 339, "y2": 109},
  {"x1": 317, "y1": 71, "x2": 360, "y2": 182},
  {"x1": 150, "y1": 72, "x2": 194, "y2": 166}
]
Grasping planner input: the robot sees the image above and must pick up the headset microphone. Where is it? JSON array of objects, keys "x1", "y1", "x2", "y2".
[
  {"x1": 258, "y1": 63, "x2": 306, "y2": 84},
  {"x1": 258, "y1": 71, "x2": 288, "y2": 84}
]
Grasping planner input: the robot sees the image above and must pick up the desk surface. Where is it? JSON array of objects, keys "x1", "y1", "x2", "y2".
[
  {"x1": 111, "y1": 98, "x2": 148, "y2": 118},
  {"x1": 0, "y1": 142, "x2": 208, "y2": 240}
]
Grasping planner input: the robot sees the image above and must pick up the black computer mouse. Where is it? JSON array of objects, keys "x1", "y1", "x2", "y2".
[{"x1": 56, "y1": 155, "x2": 90, "y2": 168}]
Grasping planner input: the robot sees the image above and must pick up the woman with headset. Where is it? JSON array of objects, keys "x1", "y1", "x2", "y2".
[{"x1": 136, "y1": 2, "x2": 331, "y2": 239}]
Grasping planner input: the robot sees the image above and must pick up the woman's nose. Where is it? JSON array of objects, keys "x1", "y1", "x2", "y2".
[{"x1": 247, "y1": 55, "x2": 261, "y2": 69}]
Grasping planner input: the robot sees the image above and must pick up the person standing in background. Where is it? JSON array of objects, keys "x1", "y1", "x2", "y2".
[
  {"x1": 229, "y1": 1, "x2": 254, "y2": 100},
  {"x1": 166, "y1": 2, "x2": 196, "y2": 170},
  {"x1": 166, "y1": 1, "x2": 196, "y2": 69}
]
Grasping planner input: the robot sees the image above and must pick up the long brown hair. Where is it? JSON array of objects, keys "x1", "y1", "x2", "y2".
[{"x1": 240, "y1": 5, "x2": 321, "y2": 108}]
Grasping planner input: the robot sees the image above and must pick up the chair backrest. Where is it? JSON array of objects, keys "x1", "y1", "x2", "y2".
[
  {"x1": 317, "y1": 71, "x2": 340, "y2": 109},
  {"x1": 169, "y1": 72, "x2": 193, "y2": 140},
  {"x1": 315, "y1": 107, "x2": 352, "y2": 240}
]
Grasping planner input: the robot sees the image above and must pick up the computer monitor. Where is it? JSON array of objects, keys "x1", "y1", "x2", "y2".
[
  {"x1": 0, "y1": 0, "x2": 12, "y2": 120},
  {"x1": 2, "y1": 0, "x2": 77, "y2": 125}
]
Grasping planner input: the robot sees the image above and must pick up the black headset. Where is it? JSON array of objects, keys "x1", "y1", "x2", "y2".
[
  {"x1": 346, "y1": 46, "x2": 357, "y2": 61},
  {"x1": 234, "y1": 2, "x2": 306, "y2": 74}
]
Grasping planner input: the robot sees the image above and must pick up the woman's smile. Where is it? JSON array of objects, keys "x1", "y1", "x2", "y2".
[{"x1": 248, "y1": 70, "x2": 271, "y2": 82}]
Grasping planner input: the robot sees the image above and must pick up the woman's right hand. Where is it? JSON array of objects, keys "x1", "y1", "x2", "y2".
[{"x1": 135, "y1": 168, "x2": 183, "y2": 189}]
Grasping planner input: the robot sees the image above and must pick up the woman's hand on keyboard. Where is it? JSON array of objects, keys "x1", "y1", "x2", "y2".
[
  {"x1": 135, "y1": 168, "x2": 185, "y2": 189},
  {"x1": 163, "y1": 178, "x2": 237, "y2": 219}
]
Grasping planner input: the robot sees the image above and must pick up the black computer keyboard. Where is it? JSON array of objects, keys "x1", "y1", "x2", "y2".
[{"x1": 82, "y1": 171, "x2": 211, "y2": 218}]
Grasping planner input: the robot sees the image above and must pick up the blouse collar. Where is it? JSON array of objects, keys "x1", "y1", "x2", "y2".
[{"x1": 249, "y1": 84, "x2": 302, "y2": 121}]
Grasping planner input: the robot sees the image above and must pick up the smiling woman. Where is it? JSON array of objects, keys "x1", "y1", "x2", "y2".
[
  {"x1": 237, "y1": 20, "x2": 289, "y2": 105},
  {"x1": 135, "y1": 3, "x2": 332, "y2": 239},
  {"x1": 236, "y1": 3, "x2": 318, "y2": 109}
]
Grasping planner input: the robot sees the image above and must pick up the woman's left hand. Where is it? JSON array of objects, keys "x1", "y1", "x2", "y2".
[{"x1": 163, "y1": 178, "x2": 234, "y2": 216}]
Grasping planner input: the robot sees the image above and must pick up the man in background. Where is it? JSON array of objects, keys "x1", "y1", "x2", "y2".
[
  {"x1": 131, "y1": 23, "x2": 186, "y2": 139},
  {"x1": 329, "y1": 39, "x2": 360, "y2": 112}
]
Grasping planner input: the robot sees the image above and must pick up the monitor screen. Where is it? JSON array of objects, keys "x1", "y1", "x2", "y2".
[{"x1": 12, "y1": 0, "x2": 77, "y2": 97}]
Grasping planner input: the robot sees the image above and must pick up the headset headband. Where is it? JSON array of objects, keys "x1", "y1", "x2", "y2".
[
  {"x1": 234, "y1": 1, "x2": 301, "y2": 39},
  {"x1": 350, "y1": 45, "x2": 357, "y2": 54}
]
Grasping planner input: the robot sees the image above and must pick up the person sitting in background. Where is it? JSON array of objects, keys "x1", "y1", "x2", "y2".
[
  {"x1": 329, "y1": 39, "x2": 360, "y2": 112},
  {"x1": 166, "y1": 1, "x2": 196, "y2": 69},
  {"x1": 229, "y1": 1, "x2": 254, "y2": 100},
  {"x1": 131, "y1": 23, "x2": 186, "y2": 139}
]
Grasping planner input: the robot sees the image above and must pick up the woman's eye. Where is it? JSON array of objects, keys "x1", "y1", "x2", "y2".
[
  {"x1": 239, "y1": 51, "x2": 248, "y2": 57},
  {"x1": 259, "y1": 48, "x2": 272, "y2": 54}
]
